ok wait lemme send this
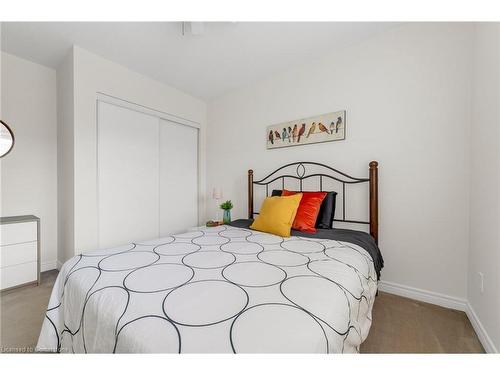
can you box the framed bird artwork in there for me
[266,110,346,149]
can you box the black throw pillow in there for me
[271,189,337,229]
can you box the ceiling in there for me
[1,22,397,100]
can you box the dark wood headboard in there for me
[247,161,379,243]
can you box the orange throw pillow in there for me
[282,190,327,233]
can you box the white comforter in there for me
[37,225,378,353]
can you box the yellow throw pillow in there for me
[250,193,303,237]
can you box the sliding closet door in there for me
[159,119,198,236]
[98,101,160,248]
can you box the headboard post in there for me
[369,161,379,244]
[248,169,254,219]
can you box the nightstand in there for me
[0,215,40,291]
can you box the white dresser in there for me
[0,215,40,291]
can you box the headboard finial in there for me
[369,160,378,168]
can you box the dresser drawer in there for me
[0,241,38,268]
[0,222,37,246]
[0,261,38,290]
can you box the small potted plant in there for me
[220,200,233,224]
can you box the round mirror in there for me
[0,120,15,158]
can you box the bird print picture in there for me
[266,110,346,149]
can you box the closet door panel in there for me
[159,120,198,236]
[98,101,160,248]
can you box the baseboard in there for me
[378,280,468,312]
[41,260,58,272]
[56,260,63,270]
[465,303,498,353]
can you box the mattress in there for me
[37,224,380,353]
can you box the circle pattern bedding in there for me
[36,225,378,353]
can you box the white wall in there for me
[468,23,500,352]
[1,52,58,271]
[56,50,75,266]
[1,23,2,119]
[207,23,472,300]
[58,46,207,260]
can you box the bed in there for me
[37,161,383,353]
